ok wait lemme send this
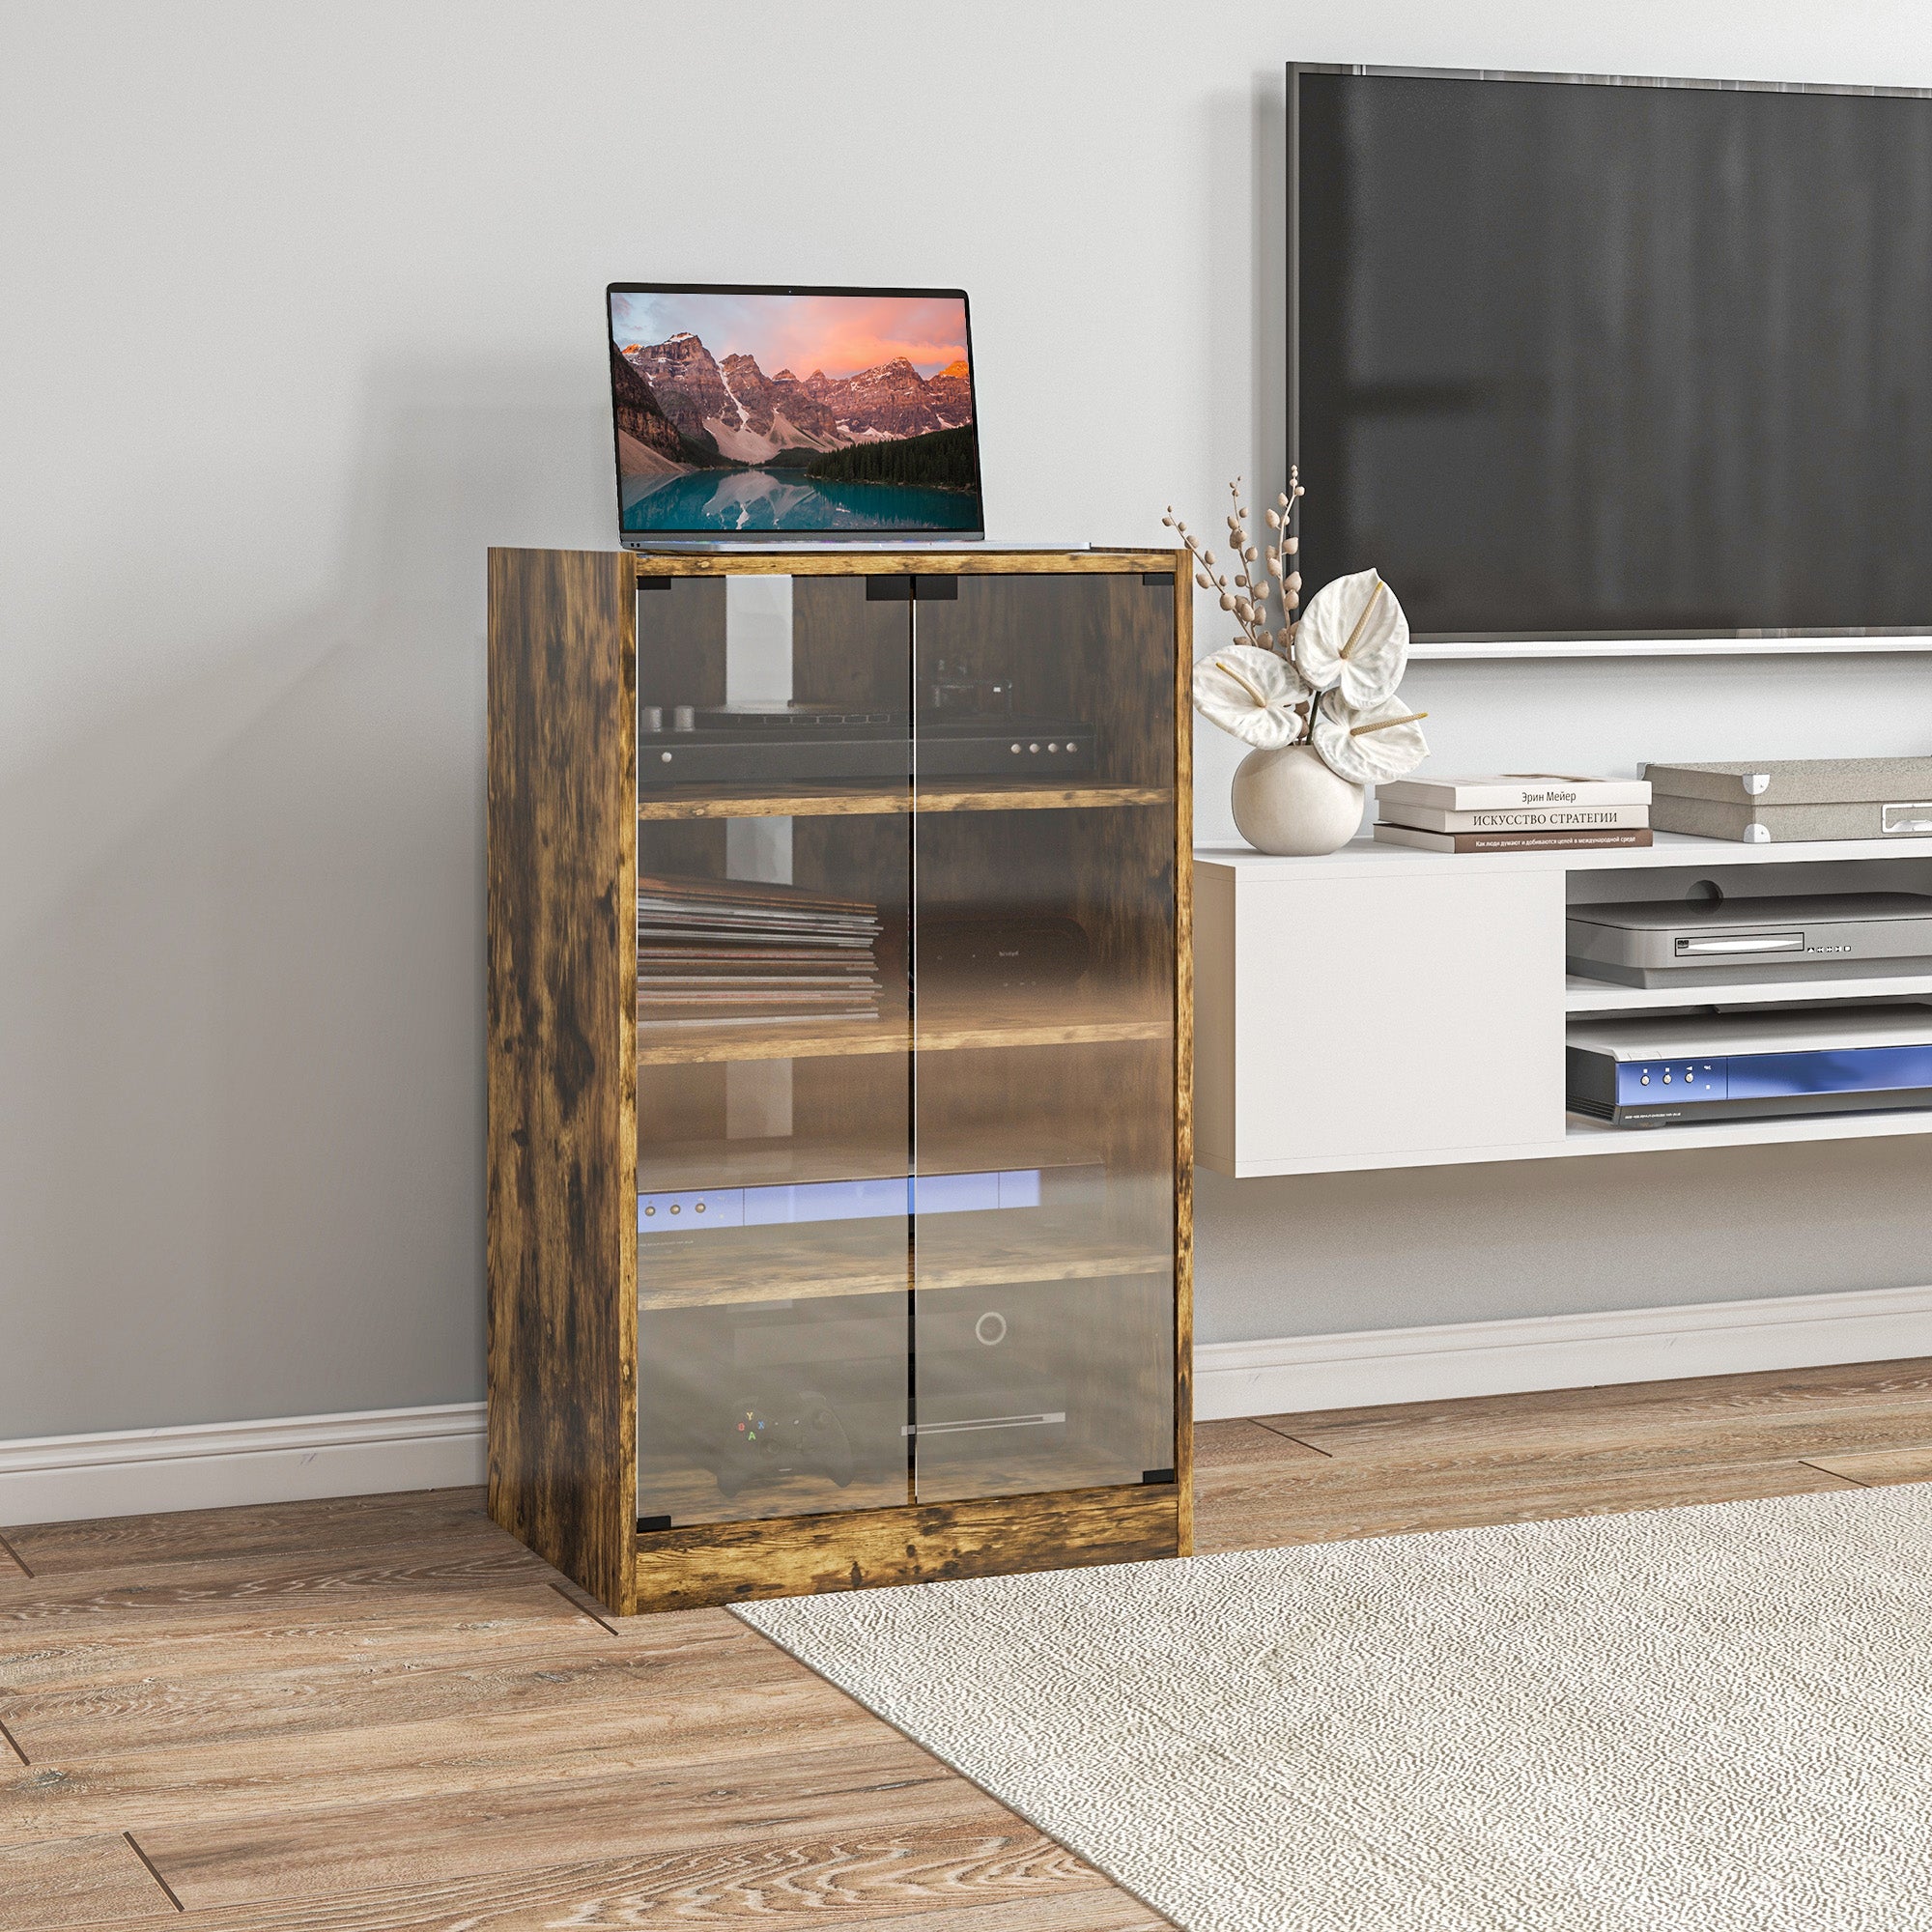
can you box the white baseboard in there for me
[0,1403,486,1529]
[7,1286,1929,1526]
[1195,1283,1932,1421]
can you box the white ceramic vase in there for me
[1230,743,1365,856]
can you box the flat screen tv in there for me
[1290,66,1932,639]
[608,282,982,542]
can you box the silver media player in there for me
[1567,892,1932,987]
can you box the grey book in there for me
[1383,802,1650,834]
[1649,796,1932,844]
[1642,756,1932,807]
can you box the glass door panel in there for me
[636,572,916,1527]
[908,572,1179,1503]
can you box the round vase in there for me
[1230,743,1366,857]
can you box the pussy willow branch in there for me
[1167,472,1307,665]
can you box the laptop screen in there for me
[608,283,983,541]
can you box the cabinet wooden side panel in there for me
[487,546,639,1614]
[635,1486,1180,1613]
[1171,572,1195,1555]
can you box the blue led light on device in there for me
[639,1168,1046,1234]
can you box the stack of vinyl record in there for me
[638,874,884,1028]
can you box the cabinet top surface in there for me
[623,547,1181,578]
[1195,831,1932,875]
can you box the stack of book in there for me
[1373,774,1654,853]
[638,874,885,1028]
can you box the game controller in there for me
[714,1391,856,1498]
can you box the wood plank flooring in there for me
[4,1357,1929,1930]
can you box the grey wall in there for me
[6,2,1931,1438]
[1195,1140,1932,1346]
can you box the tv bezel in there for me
[607,279,984,548]
[1287,63,1932,642]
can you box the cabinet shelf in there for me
[638,986,1173,1065]
[633,1463,911,1526]
[1561,1107,1932,1156]
[639,1208,1171,1311]
[1408,634,1932,662]
[639,1129,1097,1193]
[1197,831,1932,876]
[639,780,1171,820]
[638,1444,1153,1531]
[636,1445,1157,1534]
[1566,969,1932,1014]
[1206,1105,1932,1178]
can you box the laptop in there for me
[608,282,984,548]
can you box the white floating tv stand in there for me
[1194,832,1932,1179]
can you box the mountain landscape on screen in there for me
[609,290,981,533]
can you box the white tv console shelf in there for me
[1409,637,1932,662]
[1194,832,1932,1179]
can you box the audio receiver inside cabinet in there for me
[486,548,1193,1615]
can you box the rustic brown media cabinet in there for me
[486,547,1193,1615]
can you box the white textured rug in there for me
[735,1486,1932,1931]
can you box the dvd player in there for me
[639,703,1097,785]
[1567,892,1932,987]
[1567,1004,1932,1125]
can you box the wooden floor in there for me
[6,1358,1932,1930]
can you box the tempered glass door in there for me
[635,570,916,1527]
[907,570,1179,1503]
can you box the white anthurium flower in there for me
[1191,644,1311,750]
[1293,567,1409,705]
[1312,687,1430,786]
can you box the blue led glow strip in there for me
[639,1168,1045,1234]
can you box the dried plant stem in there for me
[1173,527,1265,650]
[1167,473,1305,663]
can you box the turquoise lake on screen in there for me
[622,469,981,533]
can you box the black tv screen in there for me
[1291,67,1932,638]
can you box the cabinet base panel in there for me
[630,1483,1183,1614]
